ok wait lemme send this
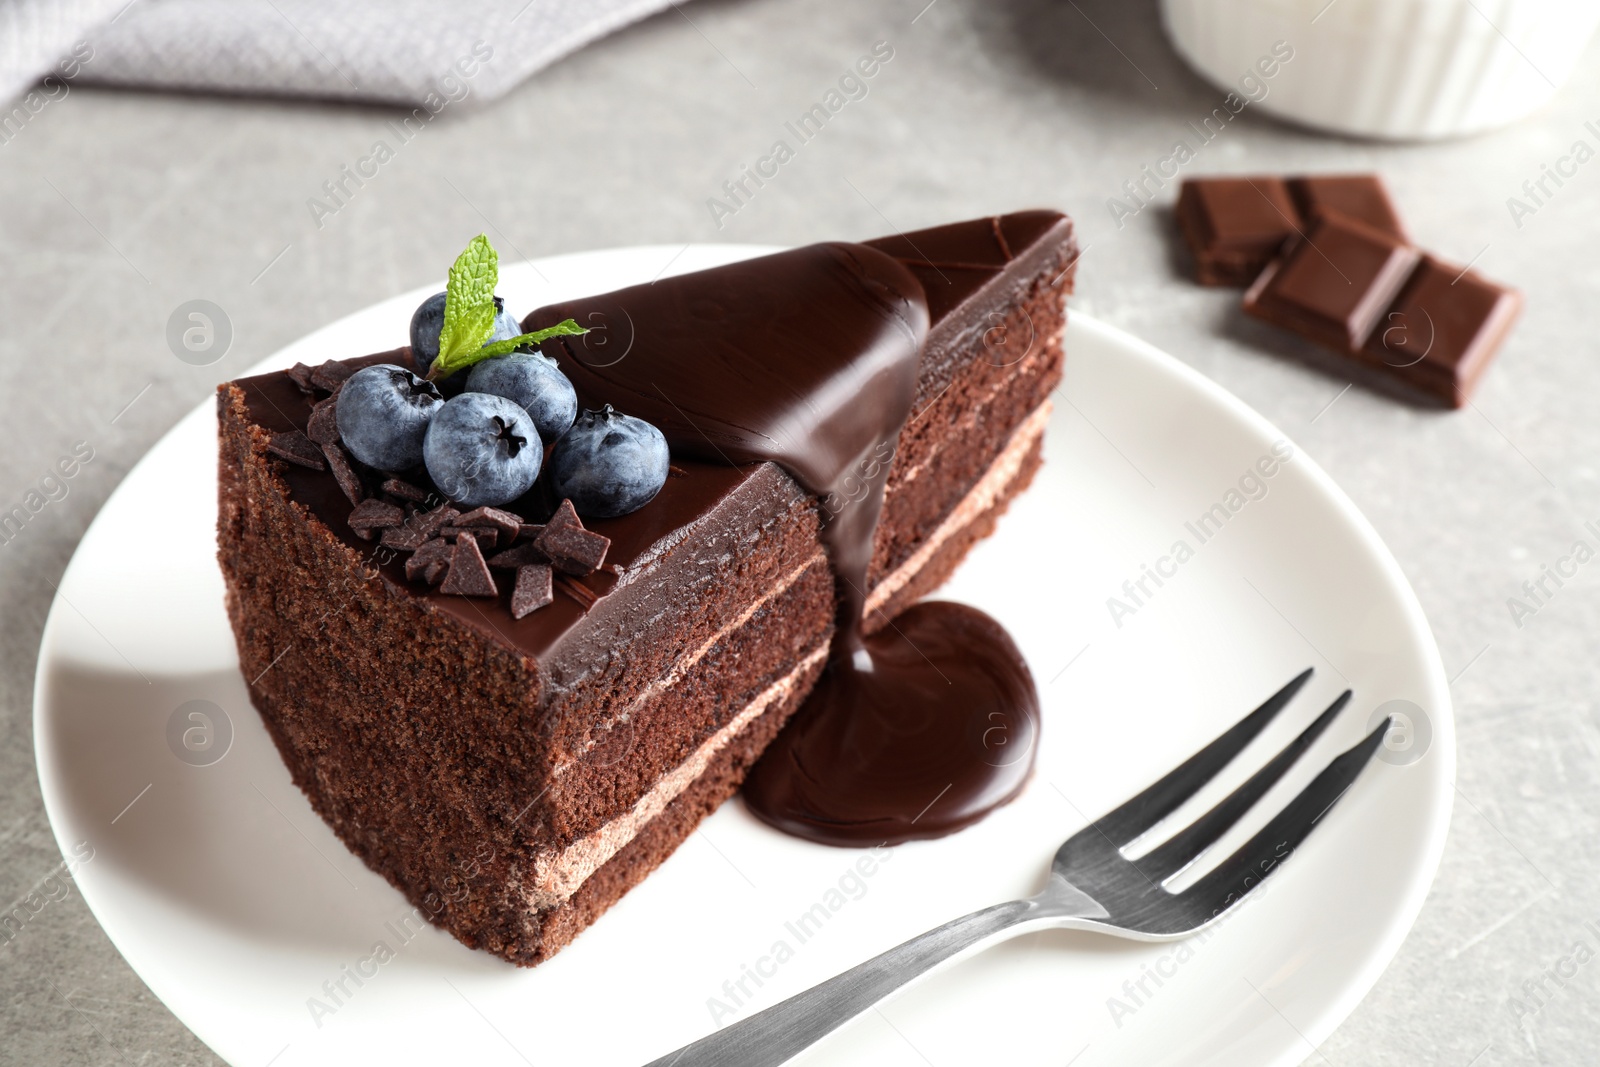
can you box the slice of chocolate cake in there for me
[216,211,1077,965]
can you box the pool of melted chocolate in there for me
[536,239,1042,846]
[742,601,1039,845]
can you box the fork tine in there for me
[1132,689,1352,882]
[1094,668,1314,843]
[1177,717,1390,927]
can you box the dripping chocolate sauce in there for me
[539,240,1041,847]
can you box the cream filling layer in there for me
[865,398,1051,619]
[556,547,828,773]
[527,643,828,909]
[890,334,1058,490]
[524,398,1053,912]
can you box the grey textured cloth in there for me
[4,0,676,107]
[0,0,125,103]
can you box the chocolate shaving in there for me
[535,500,610,576]
[306,398,341,445]
[991,214,1014,261]
[455,506,522,545]
[309,359,356,392]
[545,498,582,533]
[384,503,456,549]
[320,441,365,505]
[412,536,452,563]
[440,534,498,597]
[554,573,599,610]
[267,430,326,470]
[381,524,427,551]
[667,465,687,478]
[287,362,317,392]
[511,564,554,619]
[411,505,461,540]
[516,523,544,542]
[381,478,432,503]
[348,499,403,539]
[486,542,548,570]
[441,526,498,544]
[405,538,452,582]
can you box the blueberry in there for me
[548,405,670,519]
[465,351,579,441]
[423,392,542,508]
[409,292,521,375]
[335,364,443,471]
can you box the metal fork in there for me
[645,668,1390,1067]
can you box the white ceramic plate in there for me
[34,244,1453,1067]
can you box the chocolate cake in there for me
[217,211,1077,965]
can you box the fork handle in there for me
[643,897,1050,1067]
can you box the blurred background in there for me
[4,0,1600,1063]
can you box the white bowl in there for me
[1161,0,1600,140]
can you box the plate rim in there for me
[31,242,1455,1067]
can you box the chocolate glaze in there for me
[235,213,1067,848]
[534,234,1048,845]
[535,241,928,650]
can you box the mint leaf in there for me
[426,234,498,380]
[428,319,589,378]
[471,319,589,362]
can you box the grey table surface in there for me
[3,1,1598,1064]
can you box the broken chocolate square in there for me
[267,430,326,470]
[1358,255,1522,407]
[511,564,554,619]
[1176,177,1299,287]
[440,534,498,597]
[1240,211,1519,407]
[1243,212,1419,352]
[535,500,611,576]
[1177,174,1408,287]
[1287,176,1406,243]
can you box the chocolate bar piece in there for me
[1243,213,1419,351]
[1177,174,1406,286]
[1244,212,1520,407]
[1288,176,1406,241]
[1360,255,1522,404]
